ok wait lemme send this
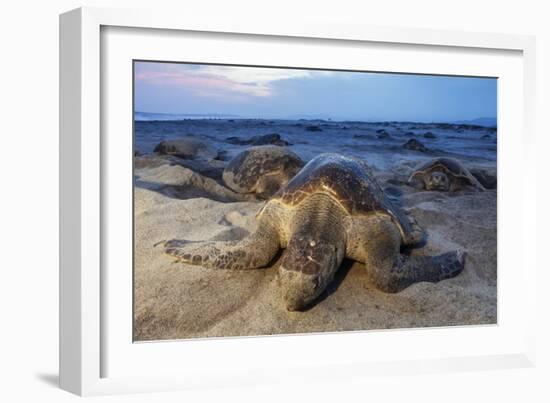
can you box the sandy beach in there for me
[133,119,497,341]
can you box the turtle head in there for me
[278,235,343,311]
[426,171,450,191]
[256,176,284,199]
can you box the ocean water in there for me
[134,118,497,171]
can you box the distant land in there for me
[134,111,241,121]
[452,117,497,127]
[135,111,497,127]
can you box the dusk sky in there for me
[134,61,497,122]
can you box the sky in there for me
[134,61,497,122]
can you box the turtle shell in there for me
[409,157,482,187]
[222,146,304,195]
[269,153,416,242]
[154,137,219,160]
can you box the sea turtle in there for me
[164,154,464,311]
[154,137,219,160]
[408,157,485,191]
[225,133,291,146]
[222,146,304,198]
[403,138,428,152]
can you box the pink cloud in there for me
[135,69,271,98]
[134,63,331,100]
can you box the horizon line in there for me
[134,111,497,126]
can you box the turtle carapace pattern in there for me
[222,146,304,198]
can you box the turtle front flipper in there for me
[164,225,280,270]
[368,250,465,293]
[348,215,464,292]
[467,175,486,192]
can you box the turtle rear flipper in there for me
[403,212,426,246]
[385,205,426,247]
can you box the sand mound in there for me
[135,154,226,181]
[135,163,255,203]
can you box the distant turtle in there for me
[222,146,304,198]
[154,137,219,160]
[408,157,485,191]
[164,154,464,311]
[226,133,291,146]
[403,138,428,152]
[305,125,322,132]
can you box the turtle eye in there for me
[312,276,320,290]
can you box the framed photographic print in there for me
[60,6,537,396]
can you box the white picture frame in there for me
[59,6,537,396]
